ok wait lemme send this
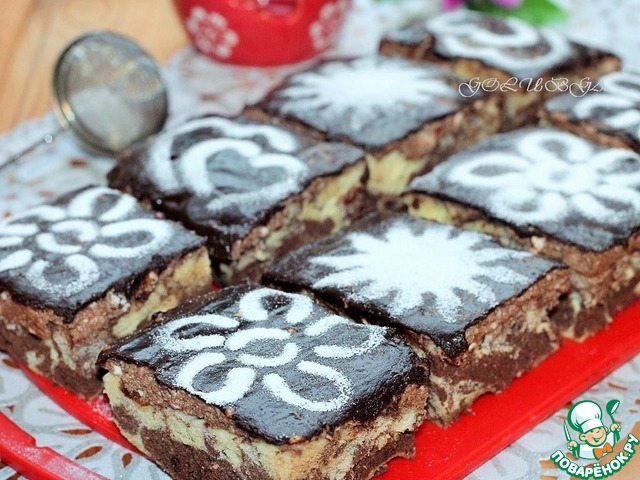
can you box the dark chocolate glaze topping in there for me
[0,186,205,320]
[409,127,640,252]
[100,284,423,444]
[108,115,364,261]
[257,55,478,150]
[266,214,561,357]
[384,10,610,80]
[545,71,640,150]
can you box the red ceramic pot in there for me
[173,0,351,66]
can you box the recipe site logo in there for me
[458,76,604,98]
[550,399,639,479]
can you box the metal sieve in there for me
[2,31,168,169]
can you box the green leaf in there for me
[469,0,568,25]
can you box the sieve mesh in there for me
[53,31,167,155]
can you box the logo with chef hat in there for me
[566,399,621,460]
[552,398,639,478]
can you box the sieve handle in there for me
[0,125,65,172]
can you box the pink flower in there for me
[442,0,465,10]
[442,0,524,10]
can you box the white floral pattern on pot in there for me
[309,0,350,51]
[186,6,238,59]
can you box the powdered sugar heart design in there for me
[146,117,309,214]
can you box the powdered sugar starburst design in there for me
[275,56,459,132]
[311,223,529,320]
[309,0,349,51]
[186,7,238,59]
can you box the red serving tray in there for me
[2,299,640,480]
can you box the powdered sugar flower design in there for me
[139,288,385,412]
[572,71,640,139]
[186,7,238,59]
[311,223,529,320]
[309,0,349,51]
[0,187,172,297]
[443,130,640,227]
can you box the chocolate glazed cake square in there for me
[379,10,620,130]
[108,114,367,284]
[99,284,428,480]
[265,214,569,424]
[405,127,640,340]
[0,186,212,397]
[543,71,640,152]
[245,55,502,195]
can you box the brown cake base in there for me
[217,162,368,283]
[552,269,640,340]
[0,247,211,397]
[405,193,640,341]
[420,268,566,424]
[380,43,620,131]
[103,363,428,480]
[245,95,502,196]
